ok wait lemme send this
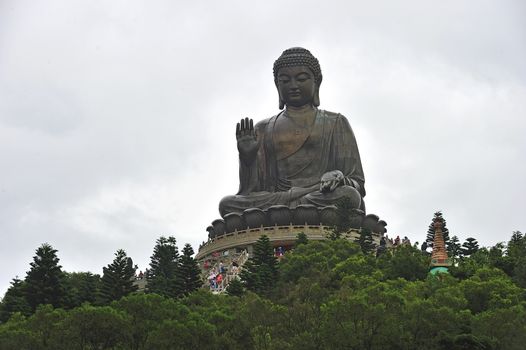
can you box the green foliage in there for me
[450,248,490,279]
[98,249,137,305]
[295,232,308,246]
[178,244,202,296]
[24,243,66,312]
[1,231,526,349]
[0,313,38,350]
[329,196,356,240]
[327,228,341,241]
[355,227,376,254]
[67,304,131,349]
[145,313,215,350]
[113,293,187,350]
[26,305,67,349]
[226,278,245,297]
[63,272,101,309]
[459,267,522,314]
[381,244,430,281]
[321,281,405,349]
[472,303,526,350]
[278,239,360,285]
[146,236,180,298]
[507,231,526,288]
[240,235,278,295]
[335,197,355,230]
[447,235,463,261]
[438,333,495,350]
[0,277,31,323]
[462,237,480,257]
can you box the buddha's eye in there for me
[296,74,310,82]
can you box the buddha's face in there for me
[276,66,317,108]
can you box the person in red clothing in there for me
[216,273,223,290]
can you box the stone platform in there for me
[196,223,385,261]
[197,204,387,262]
[206,205,386,239]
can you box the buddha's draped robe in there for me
[219,109,365,217]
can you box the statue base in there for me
[196,205,387,261]
[196,224,385,261]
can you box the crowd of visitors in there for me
[206,250,248,293]
[384,234,411,247]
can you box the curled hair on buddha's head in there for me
[273,47,322,109]
[273,47,323,85]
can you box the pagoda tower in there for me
[429,219,451,275]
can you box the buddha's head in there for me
[273,47,322,109]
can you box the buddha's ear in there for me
[277,88,285,109]
[313,85,321,107]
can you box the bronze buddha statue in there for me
[219,47,365,218]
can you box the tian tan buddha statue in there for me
[219,47,366,218]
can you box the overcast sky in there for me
[1,0,525,297]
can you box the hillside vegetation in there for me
[1,232,525,350]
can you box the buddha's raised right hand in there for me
[236,117,259,162]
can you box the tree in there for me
[99,249,137,304]
[146,236,180,298]
[63,272,101,309]
[66,304,131,349]
[382,245,429,281]
[507,231,525,259]
[113,293,180,350]
[321,281,405,349]
[506,231,526,288]
[355,228,376,254]
[426,211,450,248]
[447,235,463,262]
[226,278,245,297]
[329,197,357,240]
[295,232,309,246]
[0,277,31,322]
[240,235,278,295]
[27,305,67,349]
[178,244,202,296]
[462,237,480,257]
[24,243,66,312]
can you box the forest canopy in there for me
[0,231,525,350]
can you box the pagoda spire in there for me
[430,219,451,274]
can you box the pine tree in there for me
[426,211,450,248]
[330,196,356,240]
[226,278,244,296]
[355,228,376,254]
[462,237,480,257]
[447,235,463,261]
[508,231,525,256]
[146,236,180,298]
[0,277,31,322]
[178,244,202,296]
[63,272,101,308]
[98,249,137,304]
[24,243,66,311]
[507,231,526,288]
[295,232,309,246]
[240,235,278,295]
